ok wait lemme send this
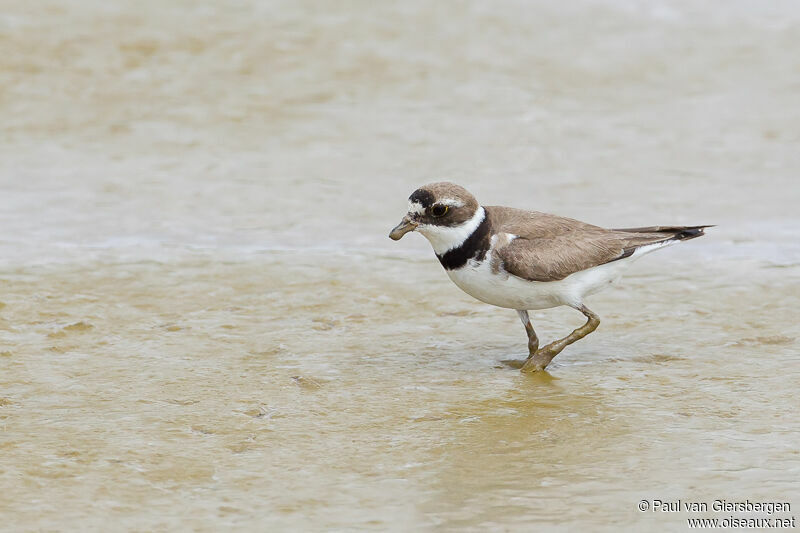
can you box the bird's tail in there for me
[613,225,713,242]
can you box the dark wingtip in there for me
[674,225,713,241]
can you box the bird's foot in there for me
[502,343,558,371]
[520,345,560,373]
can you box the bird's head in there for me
[389,182,483,254]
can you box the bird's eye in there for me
[431,204,449,217]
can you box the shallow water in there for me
[1,1,799,531]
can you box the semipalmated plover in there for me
[389,182,709,372]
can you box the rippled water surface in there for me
[1,1,799,531]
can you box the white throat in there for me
[417,206,485,255]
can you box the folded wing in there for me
[486,206,710,282]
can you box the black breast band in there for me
[436,212,492,270]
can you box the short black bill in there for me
[389,216,418,240]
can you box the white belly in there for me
[446,251,639,310]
